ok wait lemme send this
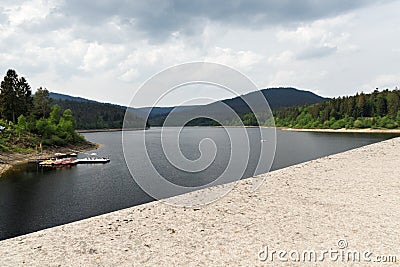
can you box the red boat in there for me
[61,158,77,166]
[53,159,64,166]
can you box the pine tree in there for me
[33,87,53,119]
[0,70,33,123]
[17,77,33,117]
[0,69,19,123]
[387,91,400,119]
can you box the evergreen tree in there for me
[33,87,52,119]
[274,88,400,129]
[17,77,33,116]
[0,70,33,123]
[0,69,19,123]
[387,91,400,119]
[49,104,61,125]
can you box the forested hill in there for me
[148,87,327,126]
[49,92,97,103]
[274,89,400,129]
[50,88,327,128]
[50,93,146,130]
[225,87,328,111]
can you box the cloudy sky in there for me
[0,0,399,107]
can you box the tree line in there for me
[52,99,146,130]
[0,69,84,151]
[274,89,400,129]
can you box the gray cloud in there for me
[0,7,7,24]
[19,12,70,34]
[57,0,383,42]
[297,46,338,60]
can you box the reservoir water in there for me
[0,128,397,240]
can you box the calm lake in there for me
[0,128,397,240]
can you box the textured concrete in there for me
[0,137,399,266]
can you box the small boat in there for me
[61,158,77,166]
[39,159,55,166]
[53,159,64,166]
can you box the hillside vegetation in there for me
[274,89,400,129]
[0,69,89,152]
[50,93,147,130]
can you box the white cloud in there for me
[205,47,262,70]
[119,68,139,82]
[363,74,400,91]
[276,14,352,44]
[81,42,125,72]
[276,14,357,59]
[4,0,60,26]
[268,50,294,65]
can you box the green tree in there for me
[15,115,27,139]
[36,118,54,139]
[33,87,52,119]
[241,113,258,126]
[49,104,61,125]
[387,91,400,119]
[58,109,76,141]
[397,111,400,125]
[0,70,33,123]
[356,92,366,117]
[16,77,33,117]
[0,69,19,123]
[374,94,385,117]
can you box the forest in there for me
[273,89,400,129]
[0,69,86,152]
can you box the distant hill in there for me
[134,106,199,118]
[49,92,96,103]
[257,87,328,109]
[48,87,327,128]
[149,87,328,126]
[218,87,327,114]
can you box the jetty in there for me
[29,152,110,167]
[0,137,399,266]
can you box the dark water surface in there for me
[0,128,397,240]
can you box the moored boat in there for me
[39,159,55,166]
[61,158,77,166]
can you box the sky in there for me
[0,0,399,107]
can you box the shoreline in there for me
[0,142,99,178]
[279,127,400,134]
[77,128,147,133]
[183,125,400,133]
